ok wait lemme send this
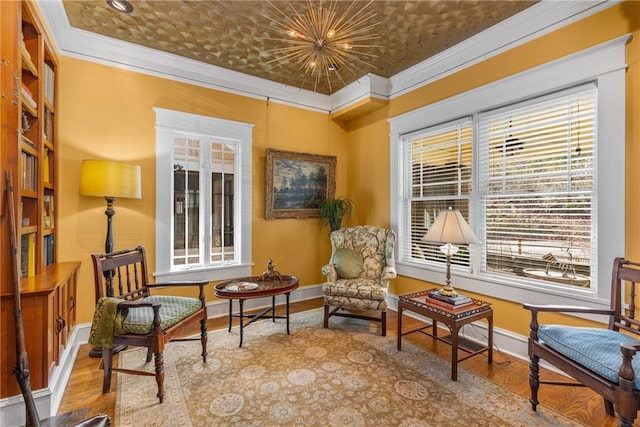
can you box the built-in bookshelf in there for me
[17,0,57,277]
[0,0,76,405]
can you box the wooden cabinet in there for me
[0,1,74,401]
[0,262,80,398]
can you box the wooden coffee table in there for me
[397,289,493,381]
[214,273,299,347]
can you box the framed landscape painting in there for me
[265,148,336,219]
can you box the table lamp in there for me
[79,159,141,254]
[422,207,480,297]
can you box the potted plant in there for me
[319,197,354,232]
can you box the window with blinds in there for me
[404,119,473,267]
[478,85,596,287]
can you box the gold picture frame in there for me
[265,148,336,219]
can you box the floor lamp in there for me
[80,159,141,357]
[422,207,480,297]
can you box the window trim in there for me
[154,107,253,281]
[389,35,629,311]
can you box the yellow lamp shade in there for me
[79,160,141,199]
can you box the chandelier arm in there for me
[332,14,379,38]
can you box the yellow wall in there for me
[58,2,640,334]
[58,59,348,322]
[346,2,640,337]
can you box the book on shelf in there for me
[20,233,36,277]
[43,195,54,229]
[44,107,54,141]
[44,234,55,266]
[44,62,55,105]
[427,289,472,306]
[20,152,37,192]
[425,295,472,309]
[43,148,51,183]
[20,84,36,109]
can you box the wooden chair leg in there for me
[529,354,540,411]
[145,345,152,363]
[603,399,614,417]
[200,317,208,363]
[153,344,165,403]
[102,347,114,394]
[323,304,330,328]
[381,311,387,336]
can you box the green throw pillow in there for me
[333,248,364,279]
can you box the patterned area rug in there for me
[116,309,578,426]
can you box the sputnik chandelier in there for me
[264,0,381,93]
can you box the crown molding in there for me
[388,0,618,99]
[37,0,617,117]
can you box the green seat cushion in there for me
[118,295,202,335]
[333,248,364,279]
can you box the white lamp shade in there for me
[422,208,480,245]
[79,159,141,199]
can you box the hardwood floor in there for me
[57,298,624,426]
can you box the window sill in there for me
[397,260,611,322]
[153,262,253,282]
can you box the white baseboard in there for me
[2,284,556,425]
[0,326,82,426]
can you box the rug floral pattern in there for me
[116,309,579,426]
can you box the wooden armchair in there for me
[89,246,208,403]
[523,257,640,426]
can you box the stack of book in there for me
[426,289,472,309]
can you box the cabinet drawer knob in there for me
[56,316,66,334]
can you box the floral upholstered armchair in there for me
[321,225,397,336]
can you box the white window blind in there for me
[404,118,473,267]
[478,85,596,288]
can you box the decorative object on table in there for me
[80,159,141,357]
[426,290,473,308]
[322,225,396,336]
[421,207,480,297]
[522,251,590,287]
[261,258,283,281]
[318,196,354,232]
[264,148,336,219]
[263,0,381,93]
[523,257,640,426]
[90,246,208,404]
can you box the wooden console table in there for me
[397,289,493,381]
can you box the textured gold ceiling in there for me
[62,0,537,95]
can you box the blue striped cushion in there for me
[120,295,202,334]
[538,325,640,390]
